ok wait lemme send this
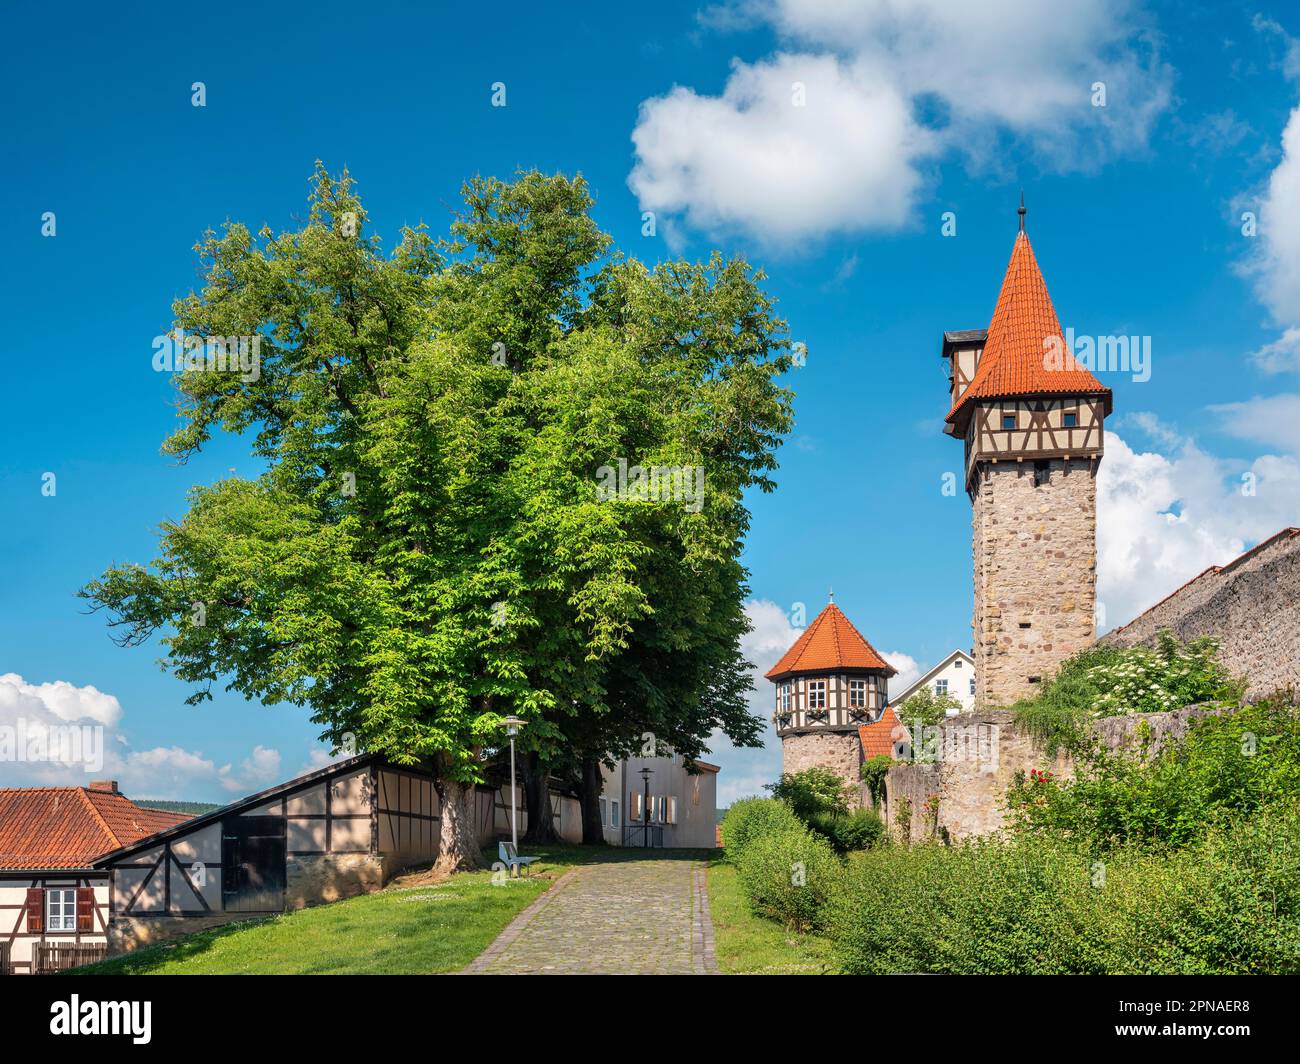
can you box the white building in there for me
[599,754,719,849]
[889,649,976,715]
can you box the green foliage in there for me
[734,825,841,932]
[809,808,885,854]
[721,798,802,859]
[1011,632,1243,756]
[80,164,795,804]
[765,767,850,822]
[896,685,962,728]
[826,805,1300,974]
[860,754,892,807]
[1008,695,1300,848]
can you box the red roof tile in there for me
[765,602,895,680]
[948,231,1110,426]
[0,787,191,870]
[858,708,908,760]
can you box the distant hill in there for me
[134,799,223,816]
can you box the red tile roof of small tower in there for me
[858,708,908,760]
[764,602,896,681]
[947,228,1111,426]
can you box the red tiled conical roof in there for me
[765,602,895,681]
[948,230,1110,426]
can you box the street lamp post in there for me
[501,716,526,861]
[639,766,653,849]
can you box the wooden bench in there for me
[498,841,539,878]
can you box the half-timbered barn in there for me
[92,753,444,952]
[90,752,586,953]
[0,782,189,973]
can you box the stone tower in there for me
[943,210,1112,708]
[766,600,896,793]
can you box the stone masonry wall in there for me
[973,459,1098,708]
[286,852,386,910]
[782,731,862,795]
[1102,528,1300,700]
[882,705,1227,841]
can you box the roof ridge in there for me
[74,787,120,849]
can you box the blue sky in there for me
[5,0,1300,804]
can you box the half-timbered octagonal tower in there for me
[765,600,896,793]
[943,206,1112,708]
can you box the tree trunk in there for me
[579,757,605,845]
[433,773,484,872]
[521,751,559,844]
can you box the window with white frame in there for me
[667,796,678,825]
[935,678,949,696]
[808,680,827,709]
[780,683,791,711]
[599,796,607,826]
[611,799,620,826]
[953,659,963,669]
[46,888,77,932]
[969,678,976,696]
[849,679,867,707]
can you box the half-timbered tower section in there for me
[943,213,1112,708]
[0,782,188,973]
[765,600,896,794]
[94,754,442,952]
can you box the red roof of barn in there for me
[858,708,907,760]
[765,602,895,681]
[0,786,191,870]
[948,230,1111,427]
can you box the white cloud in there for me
[631,53,931,246]
[1248,326,1300,373]
[0,672,122,728]
[1096,427,1300,628]
[882,651,921,697]
[218,744,282,793]
[1246,105,1300,322]
[0,672,284,800]
[632,0,1171,244]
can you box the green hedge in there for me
[734,825,841,932]
[721,797,802,859]
[824,805,1300,974]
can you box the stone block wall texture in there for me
[883,705,1229,841]
[973,460,1098,709]
[1101,528,1300,700]
[781,731,862,796]
[286,853,386,909]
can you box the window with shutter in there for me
[76,886,95,932]
[25,887,44,933]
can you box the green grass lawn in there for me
[77,849,585,975]
[707,856,838,975]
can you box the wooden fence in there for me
[33,942,107,974]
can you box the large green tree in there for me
[83,165,793,867]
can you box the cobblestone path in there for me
[464,858,716,974]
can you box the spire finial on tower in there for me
[828,586,834,604]
[1018,190,1027,233]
